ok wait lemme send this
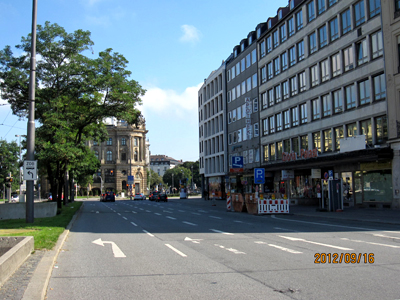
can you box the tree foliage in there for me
[0,22,145,206]
[0,139,20,194]
[147,168,164,190]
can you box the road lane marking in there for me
[191,213,201,215]
[267,243,302,254]
[210,229,234,235]
[165,244,187,257]
[146,210,151,213]
[183,221,197,226]
[132,211,137,214]
[117,213,121,216]
[271,215,377,231]
[341,238,400,248]
[372,233,400,240]
[92,238,126,258]
[166,216,176,220]
[164,211,173,214]
[198,210,207,213]
[214,244,245,254]
[143,230,154,237]
[131,222,137,226]
[279,236,353,250]
[274,227,299,232]
[122,217,127,220]
[209,216,222,219]
[184,237,202,244]
[154,213,161,216]
[178,210,185,212]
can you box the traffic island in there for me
[0,236,34,288]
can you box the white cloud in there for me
[140,83,202,126]
[179,25,201,44]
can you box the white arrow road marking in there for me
[165,244,187,257]
[214,244,245,254]
[184,237,203,244]
[279,236,353,251]
[92,238,126,258]
[210,229,234,235]
[267,244,303,254]
[341,238,400,248]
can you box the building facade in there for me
[381,0,400,208]
[198,63,228,199]
[226,30,262,196]
[89,118,148,195]
[149,155,183,178]
[258,0,393,207]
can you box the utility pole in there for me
[26,0,37,223]
[15,135,23,201]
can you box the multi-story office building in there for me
[198,63,227,199]
[89,118,148,195]
[226,30,262,194]
[258,0,394,207]
[149,154,183,177]
[381,0,400,208]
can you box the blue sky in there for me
[0,0,288,162]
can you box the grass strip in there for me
[0,202,82,250]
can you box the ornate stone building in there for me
[89,117,148,195]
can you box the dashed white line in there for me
[210,229,234,235]
[279,236,353,251]
[341,238,400,248]
[183,221,197,226]
[178,210,185,212]
[145,210,151,213]
[267,244,303,254]
[165,244,187,257]
[132,211,137,214]
[117,213,121,216]
[131,222,137,226]
[122,217,127,220]
[166,216,176,220]
[191,213,201,215]
[143,230,154,237]
[209,216,221,219]
[154,213,161,216]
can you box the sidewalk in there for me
[1,198,399,300]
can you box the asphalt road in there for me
[46,199,400,300]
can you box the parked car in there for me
[149,191,160,201]
[133,193,146,200]
[101,191,115,202]
[11,194,18,202]
[156,193,168,202]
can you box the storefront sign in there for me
[282,148,318,162]
[311,169,321,179]
[281,170,294,180]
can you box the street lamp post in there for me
[191,165,193,192]
[15,135,22,201]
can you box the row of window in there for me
[199,115,224,139]
[227,49,257,82]
[201,94,223,121]
[201,134,224,156]
[228,98,258,124]
[262,73,385,135]
[263,115,387,162]
[227,73,258,102]
[228,148,261,167]
[94,137,140,147]
[228,124,260,145]
[93,150,139,162]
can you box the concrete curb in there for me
[0,236,34,288]
[22,202,85,300]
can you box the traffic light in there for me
[110,170,114,176]
[5,177,13,183]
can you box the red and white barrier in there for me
[226,196,232,211]
[258,199,289,214]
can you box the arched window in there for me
[107,151,112,162]
[134,138,138,146]
[134,151,138,161]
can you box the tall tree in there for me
[0,22,145,207]
[0,139,20,197]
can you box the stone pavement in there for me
[0,197,399,299]
[0,251,45,300]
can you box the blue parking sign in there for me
[254,168,265,184]
[232,156,243,168]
